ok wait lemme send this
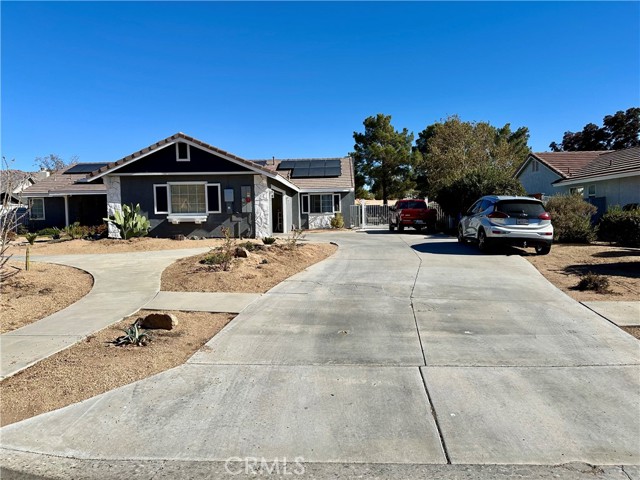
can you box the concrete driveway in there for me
[1,231,639,477]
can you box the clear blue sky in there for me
[2,1,639,172]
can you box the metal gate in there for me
[349,204,391,228]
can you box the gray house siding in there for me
[560,176,640,210]
[517,161,563,197]
[119,174,257,238]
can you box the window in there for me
[154,185,169,214]
[176,142,190,162]
[301,194,338,214]
[153,183,221,215]
[29,198,45,220]
[588,185,596,197]
[531,160,539,172]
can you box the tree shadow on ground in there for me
[591,248,640,258]
[564,262,640,279]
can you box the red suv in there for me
[389,199,437,232]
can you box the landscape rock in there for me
[137,313,178,330]
[234,247,250,258]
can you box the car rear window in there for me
[495,200,545,218]
[397,201,426,209]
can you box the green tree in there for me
[415,115,530,198]
[351,114,416,204]
[34,154,78,172]
[549,107,639,151]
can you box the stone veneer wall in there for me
[104,176,122,239]
[254,175,271,238]
[308,213,333,229]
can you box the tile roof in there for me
[253,157,354,191]
[554,146,640,183]
[21,165,106,197]
[530,151,604,178]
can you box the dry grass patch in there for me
[621,326,640,340]
[0,261,93,334]
[524,243,640,302]
[0,310,233,426]
[162,242,337,293]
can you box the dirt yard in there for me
[0,310,234,426]
[0,261,93,333]
[524,243,639,302]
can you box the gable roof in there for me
[87,132,278,180]
[554,146,640,185]
[21,164,107,197]
[516,151,604,179]
[253,157,354,191]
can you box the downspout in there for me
[64,195,70,227]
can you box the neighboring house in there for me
[515,147,640,220]
[1,170,41,227]
[21,133,355,238]
[515,151,602,199]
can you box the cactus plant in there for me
[103,203,150,240]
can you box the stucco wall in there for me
[518,162,562,197]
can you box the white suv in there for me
[458,195,553,255]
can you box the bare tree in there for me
[1,157,29,280]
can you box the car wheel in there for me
[398,223,404,232]
[477,229,490,252]
[535,245,551,255]
[457,226,467,244]
[389,222,395,231]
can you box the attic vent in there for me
[176,142,190,162]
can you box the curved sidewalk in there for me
[0,248,211,379]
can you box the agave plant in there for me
[114,323,151,346]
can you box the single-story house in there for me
[21,133,355,238]
[515,147,640,219]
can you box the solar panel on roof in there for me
[277,161,296,170]
[324,166,342,177]
[324,159,341,168]
[64,163,109,174]
[291,168,310,178]
[295,160,311,169]
[308,167,325,177]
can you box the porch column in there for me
[253,175,271,238]
[64,195,69,227]
[103,176,122,239]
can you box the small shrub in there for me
[330,213,345,229]
[284,228,305,249]
[262,236,277,245]
[25,233,38,245]
[114,323,151,347]
[575,272,610,293]
[64,222,90,240]
[239,241,257,252]
[37,227,61,237]
[598,206,640,247]
[200,251,233,271]
[545,194,597,243]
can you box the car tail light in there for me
[487,212,508,219]
[538,212,551,220]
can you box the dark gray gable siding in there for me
[114,144,254,175]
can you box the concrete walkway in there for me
[1,232,639,478]
[0,248,211,379]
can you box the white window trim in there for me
[153,184,169,214]
[176,142,190,162]
[531,160,539,173]
[206,183,222,214]
[167,181,207,215]
[301,193,340,215]
[333,193,341,212]
[588,185,596,197]
[29,198,45,220]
